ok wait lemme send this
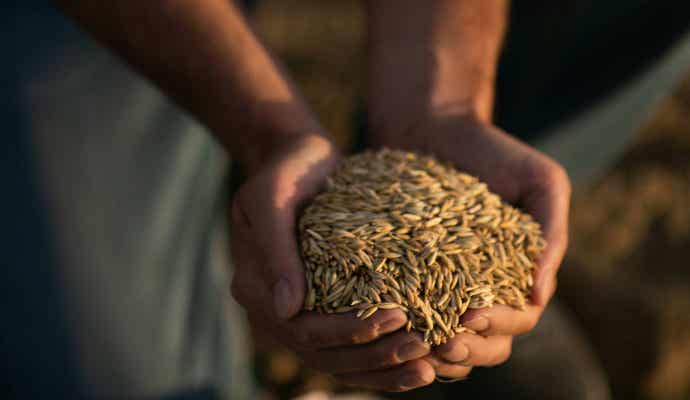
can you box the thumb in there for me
[232,192,306,321]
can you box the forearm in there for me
[367,0,508,143]
[55,0,322,173]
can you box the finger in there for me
[299,331,429,374]
[232,191,305,320]
[459,304,541,336]
[435,333,512,367]
[230,233,275,317]
[522,163,571,305]
[285,309,407,350]
[235,253,408,353]
[423,355,473,379]
[335,359,435,392]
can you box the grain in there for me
[298,149,546,346]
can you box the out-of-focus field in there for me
[251,1,690,399]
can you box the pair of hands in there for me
[230,118,571,392]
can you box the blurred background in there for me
[4,1,690,399]
[247,1,690,399]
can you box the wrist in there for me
[229,98,327,175]
[426,47,497,122]
[367,48,497,148]
[366,1,506,149]
[367,105,490,149]
[367,110,489,154]
[241,129,335,177]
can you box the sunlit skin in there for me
[368,117,571,379]
[367,0,570,382]
[57,0,571,392]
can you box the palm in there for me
[231,134,338,320]
[230,134,437,391]
[372,116,571,376]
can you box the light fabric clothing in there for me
[13,3,253,399]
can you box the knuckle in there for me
[435,346,454,362]
[439,340,470,364]
[464,351,479,366]
[545,163,572,193]
[375,345,401,368]
[351,321,379,344]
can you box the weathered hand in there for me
[230,134,435,391]
[371,116,571,379]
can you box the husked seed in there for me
[390,288,403,303]
[305,289,316,310]
[358,306,379,319]
[437,292,450,308]
[306,229,324,241]
[298,149,545,346]
[425,217,443,228]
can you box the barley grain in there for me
[298,149,545,345]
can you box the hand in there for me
[371,115,571,379]
[230,133,435,392]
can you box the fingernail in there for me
[464,316,490,332]
[273,279,294,319]
[399,373,422,390]
[440,342,469,363]
[399,368,433,389]
[397,340,430,361]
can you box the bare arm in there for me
[55,0,322,173]
[367,0,571,381]
[367,0,508,143]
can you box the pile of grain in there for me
[298,149,545,345]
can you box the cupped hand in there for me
[371,116,571,379]
[230,133,435,391]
